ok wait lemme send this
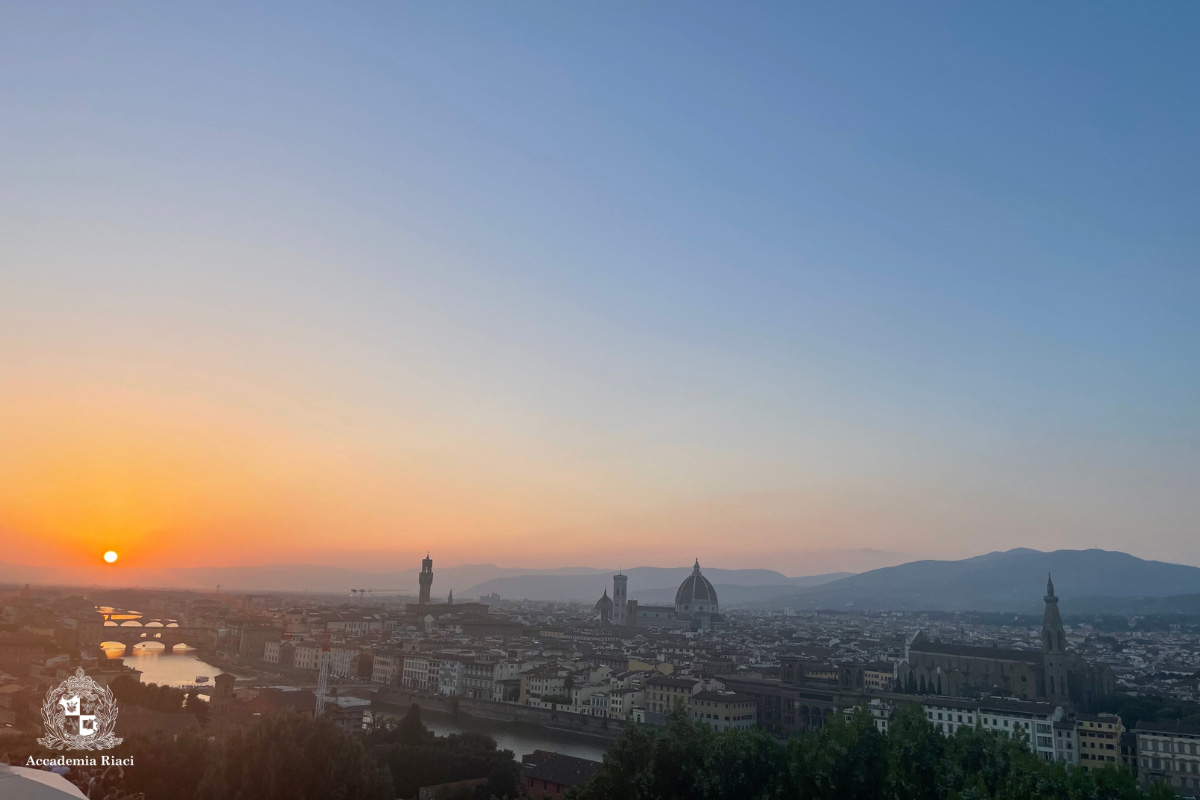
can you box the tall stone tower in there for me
[611,572,628,627]
[1042,573,1070,703]
[211,672,236,718]
[419,553,434,605]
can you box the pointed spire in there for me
[1046,573,1055,598]
[447,590,453,605]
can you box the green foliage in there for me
[569,706,783,800]
[113,732,213,800]
[1096,692,1200,729]
[110,675,188,714]
[184,690,209,722]
[790,707,885,800]
[196,712,393,800]
[112,713,392,800]
[367,704,518,800]
[569,702,1167,800]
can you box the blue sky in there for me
[1,2,1197,571]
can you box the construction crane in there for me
[315,645,330,716]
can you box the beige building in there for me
[688,690,756,732]
[520,667,569,705]
[1076,713,1124,772]
[863,663,895,692]
[645,675,701,717]
[372,652,404,685]
[607,686,643,720]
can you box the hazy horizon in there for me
[3,4,1197,574]
[5,545,1200,595]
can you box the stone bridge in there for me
[87,623,212,653]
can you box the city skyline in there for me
[3,3,1197,576]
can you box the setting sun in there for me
[103,550,118,564]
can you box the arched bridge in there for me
[87,623,211,653]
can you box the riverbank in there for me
[373,689,624,741]
[372,703,614,762]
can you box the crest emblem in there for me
[38,668,123,750]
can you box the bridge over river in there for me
[86,621,212,654]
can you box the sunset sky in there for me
[2,3,1197,577]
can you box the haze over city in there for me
[2,3,1197,581]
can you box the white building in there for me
[292,641,327,672]
[402,655,437,692]
[976,698,1064,762]
[330,645,363,679]
[438,653,473,696]
[922,697,978,736]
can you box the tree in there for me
[185,690,209,723]
[570,706,781,800]
[110,675,187,714]
[790,707,885,800]
[114,732,213,800]
[370,727,518,799]
[886,703,947,800]
[397,702,434,745]
[196,712,393,800]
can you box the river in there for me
[373,707,611,762]
[97,606,237,688]
[102,643,236,688]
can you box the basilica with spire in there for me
[899,574,1114,711]
[595,560,726,632]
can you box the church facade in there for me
[899,575,1114,711]
[596,560,725,632]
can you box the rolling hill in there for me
[753,549,1200,612]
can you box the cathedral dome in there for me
[675,560,718,610]
[594,588,613,621]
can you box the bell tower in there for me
[418,553,434,605]
[1042,573,1070,703]
[612,572,628,627]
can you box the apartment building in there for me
[403,654,437,692]
[371,651,404,686]
[645,675,701,717]
[688,690,757,732]
[292,641,327,671]
[1076,713,1124,772]
[976,699,1063,763]
[330,645,363,679]
[462,659,520,701]
[922,697,978,736]
[1136,721,1200,795]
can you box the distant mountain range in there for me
[0,560,845,598]
[2,548,1197,614]
[0,561,609,595]
[747,548,1200,613]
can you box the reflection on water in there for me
[102,644,233,688]
[374,707,610,762]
